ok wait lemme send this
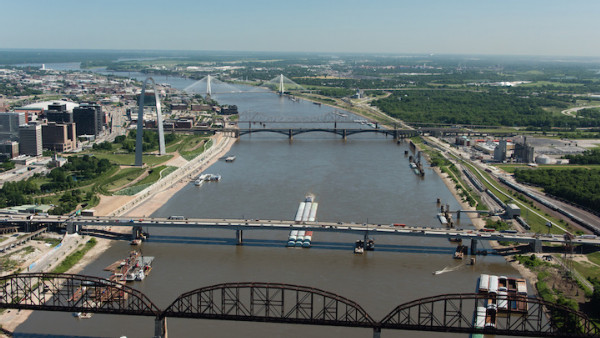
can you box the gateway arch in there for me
[135,77,166,167]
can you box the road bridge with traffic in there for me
[2,215,599,253]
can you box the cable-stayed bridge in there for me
[183,74,309,96]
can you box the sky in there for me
[2,0,600,57]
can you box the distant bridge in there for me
[1,273,598,337]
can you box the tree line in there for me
[513,168,600,213]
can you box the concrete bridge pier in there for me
[132,226,143,239]
[456,210,461,220]
[154,317,167,338]
[342,129,347,141]
[372,327,381,338]
[532,238,542,253]
[66,222,79,235]
[236,230,243,245]
[288,129,293,140]
[470,239,478,255]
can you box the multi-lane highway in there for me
[3,214,599,248]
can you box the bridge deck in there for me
[3,215,598,246]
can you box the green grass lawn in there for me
[102,167,145,192]
[114,165,177,196]
[86,152,172,166]
[572,260,600,281]
[587,251,600,266]
[181,139,211,161]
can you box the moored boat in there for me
[354,240,364,254]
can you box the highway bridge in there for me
[1,273,598,337]
[2,214,599,253]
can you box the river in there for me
[15,68,524,338]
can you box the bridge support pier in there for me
[456,210,461,220]
[66,222,78,235]
[288,129,293,141]
[470,239,478,255]
[533,238,542,253]
[154,317,167,338]
[132,226,143,239]
[373,327,381,338]
[342,129,347,141]
[236,230,243,245]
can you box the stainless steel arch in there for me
[135,77,166,167]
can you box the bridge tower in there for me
[279,74,284,95]
[206,75,212,98]
[135,77,166,167]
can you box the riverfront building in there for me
[18,124,42,156]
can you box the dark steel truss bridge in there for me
[1,273,598,338]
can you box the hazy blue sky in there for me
[3,0,599,56]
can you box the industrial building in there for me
[18,124,43,156]
[494,139,507,162]
[514,142,535,163]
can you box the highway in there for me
[3,214,599,247]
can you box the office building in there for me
[0,141,19,159]
[46,110,74,124]
[18,124,42,156]
[0,112,26,141]
[73,103,102,136]
[42,122,77,152]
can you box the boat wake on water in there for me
[433,264,464,275]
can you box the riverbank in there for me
[0,134,235,336]
[0,235,113,334]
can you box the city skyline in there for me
[2,0,600,57]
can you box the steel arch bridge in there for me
[162,282,375,327]
[0,273,159,317]
[236,128,418,139]
[1,273,599,338]
[380,293,600,337]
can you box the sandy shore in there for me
[0,234,115,333]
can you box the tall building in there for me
[47,102,67,112]
[0,112,26,141]
[46,110,74,124]
[0,141,19,159]
[73,103,102,136]
[42,122,77,152]
[18,124,42,156]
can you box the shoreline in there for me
[0,134,235,335]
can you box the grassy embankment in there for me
[461,161,576,234]
[409,137,485,210]
[52,238,97,274]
